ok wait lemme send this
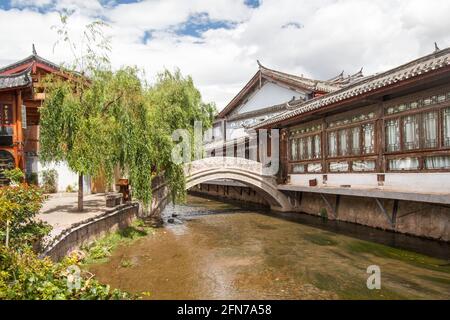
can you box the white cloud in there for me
[1,0,450,110]
[11,0,53,7]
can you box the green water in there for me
[88,195,450,299]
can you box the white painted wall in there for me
[237,82,306,114]
[289,172,450,193]
[37,160,91,193]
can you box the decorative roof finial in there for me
[434,42,440,52]
[32,44,37,55]
[256,60,263,69]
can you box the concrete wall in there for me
[41,175,170,261]
[290,172,450,193]
[286,191,450,242]
[237,82,306,114]
[41,203,138,261]
[190,183,270,208]
[192,182,450,242]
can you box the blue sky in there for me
[0,0,450,109]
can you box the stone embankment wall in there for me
[42,176,170,261]
[286,192,450,242]
[189,183,270,208]
[191,183,449,242]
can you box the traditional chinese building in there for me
[206,61,363,153]
[0,46,88,191]
[195,46,450,240]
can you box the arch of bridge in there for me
[184,157,291,212]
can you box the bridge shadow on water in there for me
[183,192,450,261]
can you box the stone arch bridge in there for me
[184,157,291,212]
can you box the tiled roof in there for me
[218,62,342,118]
[258,64,342,93]
[0,53,60,74]
[0,68,32,90]
[253,47,450,128]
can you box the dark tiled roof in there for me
[218,62,342,118]
[0,68,32,90]
[253,47,450,128]
[0,54,61,74]
[258,64,342,93]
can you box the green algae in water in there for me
[302,233,339,246]
[345,240,450,274]
[83,220,154,265]
[417,275,450,286]
[311,271,408,300]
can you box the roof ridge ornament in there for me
[32,44,37,56]
[434,42,440,53]
[257,59,263,69]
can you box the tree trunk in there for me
[78,174,84,212]
[5,219,10,248]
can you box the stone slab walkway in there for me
[38,193,108,239]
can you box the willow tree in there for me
[40,15,155,211]
[40,14,215,213]
[146,69,217,203]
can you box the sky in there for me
[1,0,450,110]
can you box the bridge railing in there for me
[184,157,277,177]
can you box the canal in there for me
[88,195,450,299]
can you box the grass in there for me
[82,219,154,265]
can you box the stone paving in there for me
[38,193,108,239]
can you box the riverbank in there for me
[86,195,450,300]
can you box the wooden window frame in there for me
[286,85,450,175]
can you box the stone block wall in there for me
[42,176,170,261]
[191,183,449,242]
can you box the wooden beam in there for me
[374,198,394,227]
[320,193,337,218]
[16,90,25,170]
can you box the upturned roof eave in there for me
[218,66,336,119]
[251,47,450,129]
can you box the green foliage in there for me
[65,185,76,193]
[82,219,153,265]
[319,208,328,220]
[0,184,51,248]
[0,246,132,300]
[41,15,215,210]
[2,168,24,185]
[147,69,217,203]
[41,169,58,194]
[26,172,39,186]
[148,69,217,133]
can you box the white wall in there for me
[37,160,91,193]
[289,172,450,193]
[237,82,306,114]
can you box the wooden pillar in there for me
[278,128,289,184]
[377,102,385,172]
[16,90,25,170]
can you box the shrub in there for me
[0,246,133,300]
[65,184,76,193]
[41,169,58,193]
[0,184,51,249]
[2,168,24,185]
[26,172,39,186]
[319,207,328,220]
